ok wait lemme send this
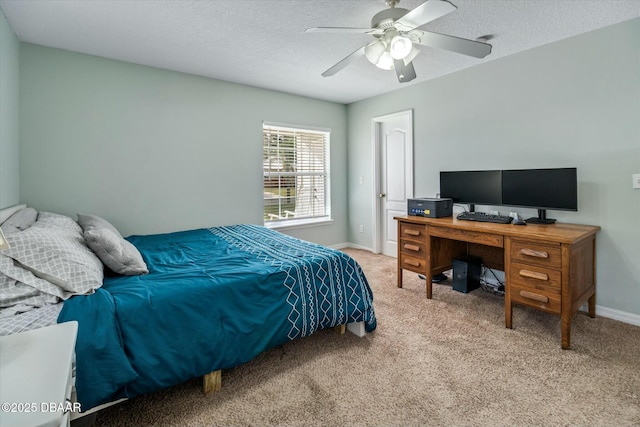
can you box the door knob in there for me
[378,193,386,198]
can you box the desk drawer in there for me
[399,254,427,274]
[400,222,427,242]
[510,283,561,314]
[509,262,561,294]
[400,240,426,258]
[510,239,561,269]
[429,226,503,248]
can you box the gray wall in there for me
[9,18,640,317]
[0,10,20,208]
[347,18,640,316]
[19,44,348,245]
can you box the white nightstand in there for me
[0,321,78,427]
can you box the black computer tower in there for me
[452,255,482,293]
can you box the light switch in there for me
[633,174,640,189]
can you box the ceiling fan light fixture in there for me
[389,34,413,60]
[376,51,395,70]
[365,40,394,70]
[364,40,386,64]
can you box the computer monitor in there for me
[439,170,502,212]
[501,167,577,224]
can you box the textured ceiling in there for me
[1,0,639,104]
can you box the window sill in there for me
[265,217,334,231]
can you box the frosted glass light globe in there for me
[390,35,413,60]
[364,41,386,64]
[376,51,395,70]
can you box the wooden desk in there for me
[395,216,600,349]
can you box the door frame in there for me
[371,109,414,254]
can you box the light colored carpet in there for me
[94,248,640,427]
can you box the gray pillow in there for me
[0,208,38,235]
[0,226,104,295]
[77,213,122,238]
[0,204,27,224]
[33,211,83,235]
[84,228,148,275]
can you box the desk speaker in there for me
[452,255,481,293]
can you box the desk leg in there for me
[425,234,432,299]
[396,221,403,288]
[588,294,596,318]
[561,316,571,350]
[505,299,512,329]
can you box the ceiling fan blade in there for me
[321,45,367,77]
[306,27,381,35]
[414,31,492,58]
[394,0,457,31]
[394,60,417,83]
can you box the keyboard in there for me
[457,211,513,224]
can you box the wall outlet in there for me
[633,174,640,189]
[359,224,364,233]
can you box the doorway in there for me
[372,110,414,256]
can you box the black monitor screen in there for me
[502,168,577,211]
[440,170,502,206]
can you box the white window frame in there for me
[263,121,332,229]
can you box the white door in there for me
[373,110,413,257]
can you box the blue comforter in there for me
[59,225,376,410]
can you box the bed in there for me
[0,206,376,413]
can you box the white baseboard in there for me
[329,242,351,249]
[594,305,640,327]
[334,242,374,252]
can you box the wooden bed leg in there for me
[334,324,346,335]
[203,370,221,394]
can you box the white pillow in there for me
[0,226,103,295]
[0,204,27,224]
[0,208,38,235]
[33,211,83,235]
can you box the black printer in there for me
[407,198,453,218]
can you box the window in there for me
[263,123,330,227]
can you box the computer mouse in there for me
[513,219,527,225]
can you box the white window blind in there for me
[263,123,330,226]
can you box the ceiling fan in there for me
[306,0,492,83]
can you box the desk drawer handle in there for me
[519,269,549,281]
[403,243,420,252]
[404,259,421,267]
[519,290,549,303]
[404,229,421,236]
[520,248,549,259]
